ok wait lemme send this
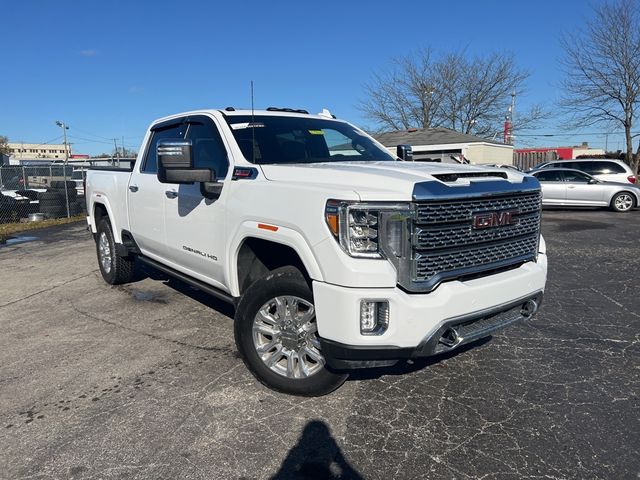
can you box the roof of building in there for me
[374,127,505,147]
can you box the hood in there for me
[259,161,529,201]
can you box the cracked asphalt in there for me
[0,209,638,479]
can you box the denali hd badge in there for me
[472,210,519,229]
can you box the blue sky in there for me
[1,0,625,155]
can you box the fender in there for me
[89,194,122,244]
[227,221,324,297]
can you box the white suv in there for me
[532,159,636,184]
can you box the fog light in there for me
[360,300,389,335]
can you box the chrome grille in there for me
[414,236,538,281]
[415,192,541,224]
[409,191,541,291]
[415,213,540,250]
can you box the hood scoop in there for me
[433,171,508,182]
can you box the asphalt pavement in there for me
[0,209,638,479]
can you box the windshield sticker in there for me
[308,130,325,135]
[230,122,265,130]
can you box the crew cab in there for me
[86,107,548,396]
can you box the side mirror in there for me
[588,178,598,184]
[157,139,214,184]
[397,144,413,161]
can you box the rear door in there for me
[563,170,607,205]
[162,115,231,290]
[535,170,566,204]
[128,120,187,259]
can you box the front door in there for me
[535,170,566,205]
[563,170,606,205]
[162,115,231,291]
[128,121,187,260]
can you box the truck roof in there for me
[150,108,338,126]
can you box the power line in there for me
[517,131,639,137]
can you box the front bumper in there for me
[312,254,547,369]
[320,290,543,369]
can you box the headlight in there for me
[325,200,412,258]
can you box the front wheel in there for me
[611,192,635,212]
[234,266,348,396]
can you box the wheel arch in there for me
[230,227,323,297]
[610,190,638,209]
[90,198,121,243]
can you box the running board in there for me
[137,255,236,305]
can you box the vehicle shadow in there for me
[269,420,363,480]
[345,337,492,381]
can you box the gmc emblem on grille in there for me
[472,210,519,229]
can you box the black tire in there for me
[70,199,83,215]
[40,204,66,218]
[234,266,348,396]
[610,191,636,212]
[96,218,135,285]
[50,180,76,191]
[38,191,64,203]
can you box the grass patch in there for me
[0,215,85,243]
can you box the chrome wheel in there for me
[252,296,325,379]
[98,231,112,274]
[614,193,633,211]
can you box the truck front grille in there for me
[408,191,541,291]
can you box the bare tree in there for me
[359,48,442,131]
[359,49,543,139]
[560,0,640,173]
[0,136,10,156]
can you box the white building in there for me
[375,127,514,165]
[7,142,71,163]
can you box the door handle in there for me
[568,185,576,189]
[129,185,139,192]
[165,190,178,199]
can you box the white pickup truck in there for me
[86,107,547,396]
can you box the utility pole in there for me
[121,135,125,158]
[112,138,120,166]
[503,91,516,145]
[55,121,71,218]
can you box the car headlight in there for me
[325,200,412,258]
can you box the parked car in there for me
[528,159,636,184]
[532,168,640,212]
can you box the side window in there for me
[142,123,187,173]
[563,170,590,183]
[591,161,625,174]
[535,170,563,182]
[185,118,229,179]
[561,162,578,170]
[576,162,597,175]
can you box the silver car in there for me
[532,168,640,212]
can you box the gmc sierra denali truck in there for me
[86,107,547,396]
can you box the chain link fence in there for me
[0,165,86,223]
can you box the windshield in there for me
[224,115,395,165]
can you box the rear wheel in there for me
[611,192,635,212]
[96,219,134,285]
[234,266,348,396]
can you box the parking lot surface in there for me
[1,209,639,479]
